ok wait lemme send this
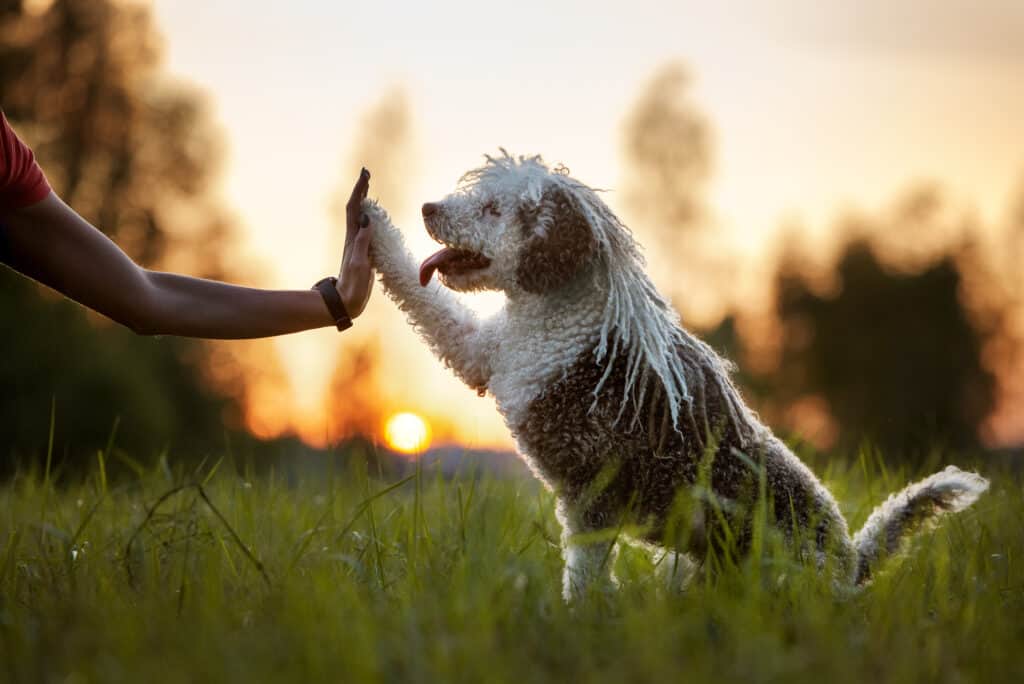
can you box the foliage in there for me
[620,63,739,322]
[0,0,233,275]
[325,88,416,440]
[620,64,1016,458]
[621,63,712,235]
[0,0,252,467]
[768,215,1001,461]
[0,267,238,475]
[336,87,415,222]
[0,445,1020,683]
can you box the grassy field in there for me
[1,447,1021,683]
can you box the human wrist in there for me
[334,282,353,320]
[335,276,367,320]
[312,277,353,331]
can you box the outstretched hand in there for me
[337,168,375,318]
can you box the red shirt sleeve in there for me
[0,110,52,212]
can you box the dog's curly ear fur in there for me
[515,185,598,294]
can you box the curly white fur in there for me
[851,465,989,583]
[364,151,990,601]
[456,153,752,432]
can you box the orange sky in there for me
[150,1,1024,448]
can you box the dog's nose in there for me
[422,202,439,218]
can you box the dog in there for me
[364,151,989,601]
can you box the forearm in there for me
[1,194,336,338]
[137,272,332,338]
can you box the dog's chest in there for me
[486,307,602,428]
[500,343,698,514]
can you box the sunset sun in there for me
[384,412,432,454]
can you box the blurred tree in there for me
[0,0,256,472]
[1007,174,1024,300]
[324,88,415,443]
[325,338,384,442]
[772,234,997,461]
[621,62,736,326]
[0,0,233,275]
[986,174,1024,447]
[622,63,711,236]
[333,87,414,222]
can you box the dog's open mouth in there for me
[419,247,491,287]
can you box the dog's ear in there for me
[515,185,598,294]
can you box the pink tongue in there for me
[419,247,458,287]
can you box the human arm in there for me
[0,170,374,339]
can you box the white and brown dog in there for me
[364,152,988,601]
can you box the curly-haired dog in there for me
[364,152,988,601]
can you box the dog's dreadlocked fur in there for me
[364,151,989,601]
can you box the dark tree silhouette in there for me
[0,0,250,471]
[0,0,233,275]
[774,238,997,460]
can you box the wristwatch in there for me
[312,277,353,331]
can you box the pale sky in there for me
[151,0,1024,448]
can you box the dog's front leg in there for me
[363,201,491,393]
[556,500,619,603]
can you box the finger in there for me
[343,168,371,254]
[346,168,370,210]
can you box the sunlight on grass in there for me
[0,448,1020,682]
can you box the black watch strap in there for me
[312,277,353,331]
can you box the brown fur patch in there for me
[512,344,851,566]
[515,186,598,294]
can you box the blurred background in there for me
[1,0,1021,474]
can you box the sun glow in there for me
[384,412,432,454]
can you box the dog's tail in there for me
[851,465,989,585]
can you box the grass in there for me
[0,446,1021,683]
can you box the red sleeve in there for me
[0,110,52,212]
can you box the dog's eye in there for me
[480,201,501,218]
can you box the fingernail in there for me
[360,213,369,228]
[361,167,370,179]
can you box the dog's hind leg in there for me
[557,500,619,602]
[655,550,700,593]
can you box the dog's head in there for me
[418,152,604,296]
[415,152,740,436]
